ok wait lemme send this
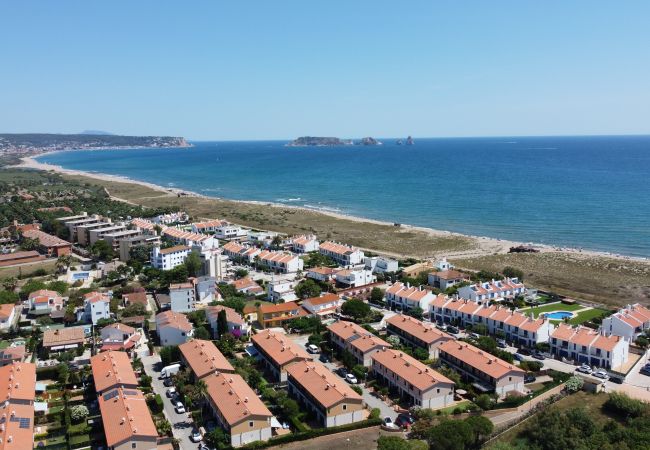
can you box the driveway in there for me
[141,354,197,450]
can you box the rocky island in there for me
[286,136,382,147]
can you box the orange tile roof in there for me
[320,241,356,256]
[91,351,138,394]
[205,372,272,426]
[286,361,362,409]
[98,387,158,447]
[251,330,311,367]
[258,250,298,265]
[155,311,193,332]
[193,219,227,229]
[28,289,61,301]
[179,339,234,378]
[84,291,110,304]
[158,245,190,255]
[372,348,453,390]
[308,266,339,276]
[223,241,245,253]
[43,327,85,348]
[205,305,245,326]
[430,294,452,308]
[0,304,14,320]
[0,362,36,450]
[233,277,262,292]
[327,321,391,353]
[439,341,524,379]
[22,228,71,248]
[258,301,304,315]
[303,293,340,306]
[551,323,576,341]
[350,333,390,353]
[386,314,453,345]
[519,317,549,333]
[123,291,147,306]
[592,333,623,352]
[102,322,136,335]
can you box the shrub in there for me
[369,408,381,420]
[564,376,584,393]
[70,405,89,423]
[603,392,649,418]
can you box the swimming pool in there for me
[545,311,574,320]
[72,272,89,280]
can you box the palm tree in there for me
[189,379,208,423]
[56,254,73,273]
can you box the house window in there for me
[343,404,347,411]
[132,444,137,449]
[509,377,512,381]
[249,421,254,427]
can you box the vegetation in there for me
[294,278,321,299]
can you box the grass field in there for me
[0,259,57,279]
[567,308,610,325]
[518,302,584,318]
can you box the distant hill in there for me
[80,130,114,135]
[286,136,382,147]
[0,133,191,153]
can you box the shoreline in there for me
[14,153,650,263]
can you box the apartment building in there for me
[319,241,365,266]
[251,330,312,381]
[457,278,525,303]
[257,301,306,329]
[334,268,375,288]
[427,269,470,291]
[328,321,391,367]
[602,303,650,341]
[118,234,161,262]
[21,228,72,257]
[151,245,191,270]
[256,250,303,273]
[386,314,454,358]
[385,282,436,312]
[191,219,228,234]
[290,234,320,253]
[179,339,234,380]
[169,282,196,313]
[550,324,629,369]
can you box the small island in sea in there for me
[286,136,383,147]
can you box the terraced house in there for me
[327,321,391,367]
[256,250,303,273]
[0,362,36,450]
[91,351,139,395]
[438,341,525,398]
[319,241,365,266]
[385,282,436,312]
[602,303,650,341]
[286,361,365,427]
[98,388,158,450]
[179,339,234,380]
[457,277,525,303]
[386,314,454,358]
[550,324,629,369]
[290,234,319,253]
[251,330,312,381]
[371,348,455,409]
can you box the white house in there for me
[0,305,16,330]
[550,324,629,370]
[156,311,194,346]
[78,291,111,325]
[319,241,365,266]
[306,267,340,283]
[195,276,217,303]
[222,241,261,264]
[205,305,250,338]
[266,280,297,303]
[385,282,436,311]
[458,278,526,303]
[364,256,399,274]
[602,303,650,341]
[28,289,64,316]
[214,223,247,240]
[99,323,141,352]
[334,269,375,288]
[301,293,342,317]
[151,245,191,270]
[170,282,196,313]
[191,219,227,234]
[427,269,469,291]
[290,235,320,253]
[256,250,303,273]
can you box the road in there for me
[142,354,197,450]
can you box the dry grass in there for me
[0,259,57,279]
[452,252,650,307]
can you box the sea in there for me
[36,136,650,258]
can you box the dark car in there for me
[514,353,525,362]
[319,353,331,363]
[524,373,537,383]
[518,348,531,356]
[640,368,650,377]
[336,367,348,378]
[609,375,624,384]
[531,351,545,360]
[395,413,415,429]
[497,339,507,348]
[447,326,459,335]
[163,378,174,387]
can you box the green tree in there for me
[1,277,18,292]
[0,290,19,304]
[57,363,70,386]
[194,326,211,340]
[122,302,149,318]
[474,394,494,411]
[47,280,69,295]
[503,266,524,280]
[184,250,202,277]
[216,332,237,356]
[55,254,73,273]
[295,279,321,299]
[406,306,424,320]
[234,268,249,279]
[20,236,40,251]
[159,345,180,366]
[204,428,229,450]
[90,240,114,260]
[465,415,494,445]
[370,287,384,304]
[217,308,228,338]
[70,405,89,423]
[341,298,370,320]
[19,279,46,299]
[129,244,153,263]
[426,420,473,450]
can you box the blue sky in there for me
[1,1,649,140]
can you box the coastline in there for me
[15,153,649,263]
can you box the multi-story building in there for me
[301,293,342,318]
[457,278,526,303]
[98,387,158,450]
[287,361,365,427]
[205,305,250,338]
[21,228,72,256]
[99,323,141,352]
[156,311,194,346]
[76,221,113,246]
[386,314,454,358]
[371,348,455,409]
[602,303,650,341]
[0,362,36,450]
[439,341,525,398]
[251,330,312,381]
[257,301,306,329]
[327,321,391,367]
[28,289,64,316]
[195,276,217,303]
[385,282,436,312]
[334,269,375,288]
[102,229,142,250]
[204,372,273,448]
[214,223,248,240]
[266,280,297,303]
[256,250,303,273]
[550,324,629,369]
[364,256,399,274]
[290,235,320,253]
[169,282,197,313]
[151,245,191,270]
[222,241,261,263]
[179,339,234,380]
[118,234,161,262]
[319,241,365,267]
[78,291,111,325]
[161,226,217,250]
[91,351,139,394]
[306,266,340,283]
[88,224,127,245]
[427,269,470,291]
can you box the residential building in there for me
[287,361,365,427]
[385,282,436,312]
[458,278,526,303]
[301,293,342,317]
[0,345,26,366]
[251,330,311,381]
[78,291,111,325]
[204,372,273,448]
[28,289,64,316]
[602,303,650,341]
[306,266,340,283]
[550,324,629,369]
[179,339,234,380]
[162,226,217,250]
[439,341,525,398]
[214,223,247,240]
[156,311,194,346]
[98,387,158,450]
[60,215,102,241]
[266,280,297,303]
[122,290,148,308]
[0,304,16,330]
[364,256,399,274]
[0,362,36,450]
[131,218,157,232]
[427,269,470,291]
[319,241,365,266]
[257,301,307,329]
[222,241,260,263]
[196,276,217,303]
[247,230,279,248]
[256,250,303,273]
[169,282,196,313]
[102,229,142,250]
[0,250,45,267]
[205,305,250,338]
[91,351,139,394]
[152,212,188,224]
[290,235,319,253]
[118,234,161,262]
[192,219,228,234]
[21,228,72,256]
[334,268,375,288]
[232,277,264,295]
[371,348,455,409]
[386,314,454,358]
[99,323,141,352]
[76,221,113,246]
[151,245,191,270]
[400,261,434,279]
[327,321,391,367]
[88,225,127,245]
[42,327,86,351]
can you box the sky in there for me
[1,1,649,140]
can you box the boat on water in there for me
[396,139,403,145]
[406,135,414,145]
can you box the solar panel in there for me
[19,418,30,429]
[103,390,118,401]
[123,390,138,396]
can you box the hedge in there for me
[240,418,382,449]
[289,416,309,432]
[37,366,60,381]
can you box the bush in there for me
[604,392,649,418]
[565,376,584,393]
[350,385,362,395]
[70,405,89,423]
[369,408,381,419]
[519,361,543,372]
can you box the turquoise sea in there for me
[37,136,650,258]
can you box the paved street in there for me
[142,354,197,450]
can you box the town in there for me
[1,203,650,450]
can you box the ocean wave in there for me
[276,197,303,203]
[201,188,223,192]
[303,203,342,213]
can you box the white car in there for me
[306,344,320,354]
[190,429,202,442]
[166,387,176,398]
[593,369,610,380]
[175,402,186,414]
[345,373,358,384]
[576,364,592,374]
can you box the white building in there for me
[319,241,365,267]
[0,305,16,330]
[169,282,197,313]
[222,241,261,264]
[195,276,217,303]
[290,235,320,253]
[301,293,342,317]
[191,219,227,234]
[427,269,469,291]
[458,278,526,303]
[385,282,436,311]
[266,280,297,303]
[602,303,650,341]
[257,250,303,273]
[306,267,340,283]
[151,245,191,270]
[214,223,247,240]
[156,311,194,346]
[364,256,399,274]
[205,305,251,338]
[334,268,375,288]
[78,291,111,325]
[550,324,629,370]
[28,289,65,316]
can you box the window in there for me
[249,421,254,427]
[132,444,137,449]
[509,377,512,381]
[343,404,347,411]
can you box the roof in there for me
[102,323,136,335]
[193,219,227,229]
[0,362,36,450]
[179,339,234,378]
[371,348,453,390]
[386,282,432,302]
[43,327,85,348]
[327,321,391,353]
[156,311,193,332]
[205,372,272,426]
[233,277,263,292]
[0,345,26,362]
[286,361,362,408]
[439,341,524,379]
[257,250,297,265]
[386,314,452,345]
[292,235,317,246]
[28,289,61,302]
[319,241,357,256]
[158,245,190,255]
[123,291,148,306]
[98,387,158,447]
[308,267,339,276]
[170,282,194,290]
[552,324,623,352]
[131,218,155,231]
[431,270,468,281]
[303,293,340,306]
[91,351,139,393]
[0,304,15,320]
[85,291,110,304]
[251,330,311,367]
[205,305,245,326]
[22,228,71,248]
[0,250,43,262]
[258,301,304,315]
[551,323,579,341]
[222,241,245,253]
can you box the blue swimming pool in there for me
[545,311,574,320]
[72,272,89,280]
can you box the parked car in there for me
[319,353,331,363]
[345,373,358,384]
[469,332,481,340]
[191,429,202,442]
[307,344,320,354]
[395,413,415,429]
[576,364,593,374]
[532,351,545,360]
[198,443,210,450]
[514,353,525,362]
[593,369,610,380]
[497,339,507,348]
[175,402,186,414]
[447,326,459,335]
[517,348,531,356]
[640,367,650,377]
[383,417,398,429]
[610,375,624,384]
[524,373,537,383]
[336,367,348,378]
[163,378,174,387]
[166,387,177,398]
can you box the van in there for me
[307,344,319,354]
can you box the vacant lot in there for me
[0,259,57,279]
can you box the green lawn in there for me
[0,341,9,350]
[568,308,610,325]
[518,302,584,318]
[437,400,474,414]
